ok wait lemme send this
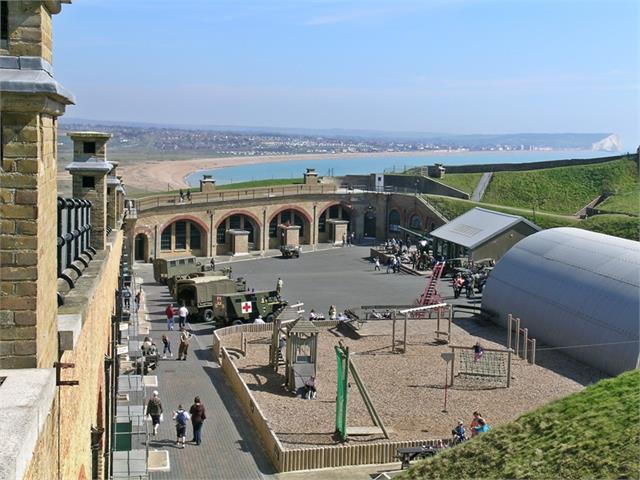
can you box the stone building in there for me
[1,2,124,479]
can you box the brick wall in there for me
[5,2,53,63]
[23,395,58,480]
[0,101,59,369]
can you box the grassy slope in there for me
[597,185,640,216]
[434,173,484,195]
[482,156,638,215]
[399,370,640,480]
[423,195,640,240]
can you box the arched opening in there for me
[409,214,423,230]
[159,220,206,256]
[388,209,401,234]
[216,213,261,254]
[318,204,352,243]
[134,233,149,262]
[364,208,377,238]
[268,208,311,249]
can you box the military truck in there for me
[211,290,286,326]
[280,244,301,258]
[153,256,206,285]
[167,268,232,298]
[175,276,247,321]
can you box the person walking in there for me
[165,303,175,331]
[374,257,381,271]
[350,232,355,246]
[177,328,192,361]
[135,290,142,313]
[178,303,189,329]
[276,277,283,298]
[341,233,346,247]
[189,396,207,445]
[173,405,190,448]
[161,334,172,358]
[146,391,163,436]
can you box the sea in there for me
[185,150,620,186]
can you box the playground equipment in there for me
[285,318,319,392]
[415,262,445,308]
[449,344,512,388]
[507,314,537,365]
[335,342,389,442]
[394,304,449,353]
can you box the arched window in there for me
[160,227,171,251]
[409,214,422,230]
[160,220,204,252]
[389,210,401,232]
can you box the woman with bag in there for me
[146,390,163,436]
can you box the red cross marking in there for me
[241,302,252,313]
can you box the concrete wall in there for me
[382,174,470,199]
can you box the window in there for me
[160,227,171,251]
[107,188,112,195]
[389,210,401,232]
[0,2,8,45]
[216,225,226,244]
[178,259,185,265]
[229,215,241,229]
[409,214,422,230]
[293,213,304,237]
[269,218,278,238]
[329,205,339,218]
[318,212,326,233]
[190,224,201,249]
[83,141,96,154]
[245,220,254,243]
[174,221,186,249]
[82,176,95,188]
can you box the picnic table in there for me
[396,445,438,469]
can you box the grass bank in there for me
[399,370,640,480]
[433,173,484,195]
[481,156,638,215]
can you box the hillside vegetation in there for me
[433,173,483,195]
[597,185,640,217]
[399,370,640,480]
[423,195,639,240]
[481,156,638,215]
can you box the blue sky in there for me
[54,0,639,148]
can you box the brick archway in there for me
[214,209,262,229]
[267,205,313,225]
[160,214,209,235]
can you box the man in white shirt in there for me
[254,315,265,324]
[178,304,189,329]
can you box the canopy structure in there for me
[482,227,640,376]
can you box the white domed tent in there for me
[482,227,640,376]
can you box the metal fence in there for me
[57,197,92,276]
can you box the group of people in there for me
[178,189,192,203]
[146,391,207,448]
[165,303,189,330]
[451,411,491,443]
[341,232,356,247]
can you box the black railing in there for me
[57,197,93,276]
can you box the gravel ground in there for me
[222,316,606,448]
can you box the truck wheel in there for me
[231,319,244,326]
[202,309,214,322]
[266,314,274,323]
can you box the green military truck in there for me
[175,276,247,321]
[153,256,207,285]
[211,290,286,326]
[167,268,232,298]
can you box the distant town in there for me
[58,122,617,160]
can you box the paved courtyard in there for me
[133,246,475,479]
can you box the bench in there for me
[396,445,438,470]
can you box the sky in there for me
[54,0,639,148]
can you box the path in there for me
[134,264,275,480]
[471,172,493,202]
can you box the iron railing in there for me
[57,197,92,276]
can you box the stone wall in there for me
[23,395,58,480]
[57,230,123,480]
[0,96,60,369]
[3,2,54,63]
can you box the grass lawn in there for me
[434,173,484,195]
[399,370,640,480]
[482,156,638,215]
[597,185,640,216]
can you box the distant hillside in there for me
[399,370,640,480]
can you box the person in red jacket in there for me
[165,303,175,331]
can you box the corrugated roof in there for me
[429,207,540,249]
[289,318,319,334]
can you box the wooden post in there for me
[447,305,453,343]
[391,316,396,353]
[507,314,513,350]
[450,347,455,386]
[436,309,441,342]
[523,328,528,361]
[515,317,521,357]
[506,350,512,388]
[403,312,408,353]
[241,332,246,356]
[531,339,536,365]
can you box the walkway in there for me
[134,264,275,480]
[471,172,493,202]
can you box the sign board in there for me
[441,352,454,363]
[240,301,252,314]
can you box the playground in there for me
[221,312,605,448]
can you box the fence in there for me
[57,197,93,276]
[507,314,537,365]
[134,184,338,212]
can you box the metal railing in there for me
[134,183,338,212]
[57,197,93,276]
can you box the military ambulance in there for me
[175,276,247,321]
[211,290,286,326]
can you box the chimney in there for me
[200,174,216,193]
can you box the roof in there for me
[180,276,229,285]
[289,318,320,335]
[429,207,540,250]
[482,227,640,375]
[0,56,75,104]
